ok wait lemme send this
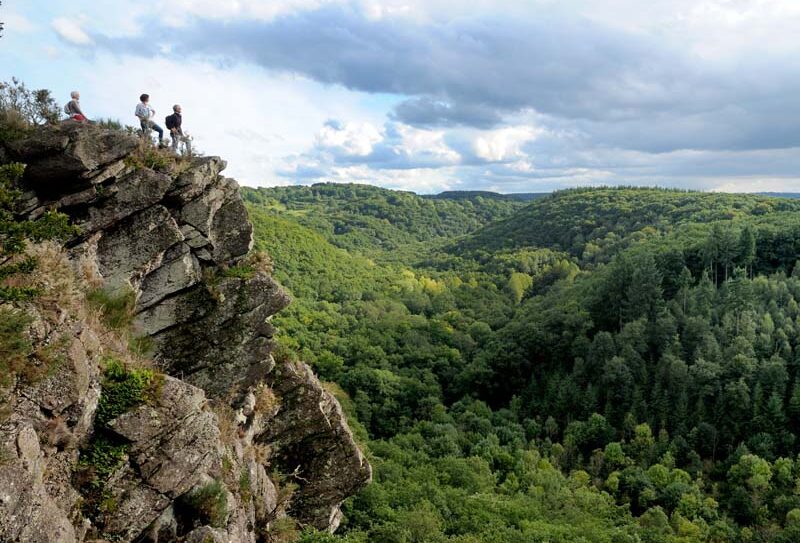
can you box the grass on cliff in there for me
[177,480,229,529]
[77,358,163,524]
[124,138,194,177]
[86,286,154,358]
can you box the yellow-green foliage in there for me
[124,139,172,172]
[94,357,161,427]
[0,162,78,302]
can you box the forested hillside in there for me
[458,188,800,262]
[247,185,800,542]
[242,184,524,262]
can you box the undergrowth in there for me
[124,138,192,177]
[77,358,163,523]
[178,480,229,528]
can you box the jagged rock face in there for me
[0,124,371,542]
[265,361,373,531]
[9,123,285,395]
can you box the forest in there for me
[242,183,800,542]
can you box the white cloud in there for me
[315,120,383,156]
[51,17,93,45]
[394,124,460,164]
[154,0,340,25]
[319,164,458,193]
[473,126,542,162]
[711,178,800,193]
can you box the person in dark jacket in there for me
[165,104,191,155]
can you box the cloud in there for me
[29,0,800,193]
[315,119,383,156]
[474,126,542,162]
[52,17,93,45]
[85,3,800,155]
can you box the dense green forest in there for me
[244,184,800,542]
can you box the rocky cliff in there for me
[0,124,371,542]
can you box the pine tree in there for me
[624,253,664,323]
[739,226,757,279]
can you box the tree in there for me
[727,454,772,523]
[739,225,757,278]
[506,272,532,304]
[624,253,664,323]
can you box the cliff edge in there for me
[0,123,371,543]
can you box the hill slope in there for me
[245,183,800,543]
[242,183,525,260]
[458,187,800,257]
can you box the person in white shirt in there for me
[135,93,164,144]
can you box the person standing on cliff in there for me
[135,93,164,146]
[165,104,191,155]
[65,91,88,122]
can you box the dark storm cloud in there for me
[88,4,800,153]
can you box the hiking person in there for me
[135,93,164,145]
[65,91,88,122]
[165,104,191,155]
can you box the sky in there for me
[1,0,799,193]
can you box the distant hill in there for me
[425,190,547,202]
[241,183,526,260]
[758,192,800,199]
[456,186,800,256]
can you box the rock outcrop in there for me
[0,123,371,542]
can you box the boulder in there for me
[7,123,138,191]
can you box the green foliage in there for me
[0,77,60,136]
[78,434,129,488]
[124,140,172,171]
[180,480,228,528]
[459,187,800,263]
[78,360,161,524]
[246,185,800,541]
[242,183,524,263]
[94,358,160,427]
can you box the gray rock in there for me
[7,124,138,190]
[96,206,183,287]
[167,156,227,204]
[0,425,77,543]
[138,244,202,310]
[263,361,373,531]
[101,376,221,539]
[209,192,254,263]
[147,274,290,397]
[78,168,173,235]
[0,124,371,543]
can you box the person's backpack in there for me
[64,103,71,115]
[165,113,176,130]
